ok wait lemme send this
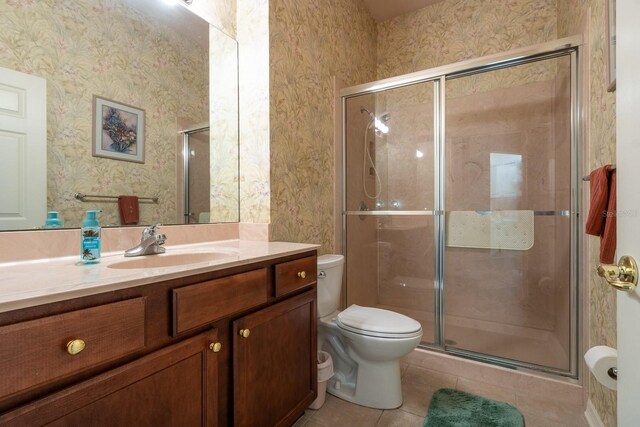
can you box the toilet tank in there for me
[317,254,345,318]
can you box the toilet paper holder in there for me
[597,255,638,292]
[585,346,618,390]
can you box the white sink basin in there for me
[107,251,237,269]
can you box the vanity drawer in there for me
[275,256,317,296]
[172,268,268,335]
[0,297,146,400]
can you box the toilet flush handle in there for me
[318,271,326,279]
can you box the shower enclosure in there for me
[341,37,581,376]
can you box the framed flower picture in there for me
[92,96,145,163]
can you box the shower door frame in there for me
[340,35,583,378]
[179,124,210,224]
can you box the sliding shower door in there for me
[342,40,579,376]
[443,56,574,372]
[344,81,438,345]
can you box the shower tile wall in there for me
[374,83,436,344]
[345,96,379,309]
[552,64,573,362]
[444,58,572,370]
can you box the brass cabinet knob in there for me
[597,255,638,292]
[297,271,306,279]
[239,328,250,338]
[66,339,86,355]
[209,342,222,353]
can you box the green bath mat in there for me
[423,388,524,427]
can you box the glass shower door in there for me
[344,81,438,344]
[443,56,574,371]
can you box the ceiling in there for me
[362,0,443,22]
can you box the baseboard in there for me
[584,399,605,427]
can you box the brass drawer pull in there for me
[209,342,222,353]
[239,329,250,338]
[66,339,86,355]
[297,271,306,279]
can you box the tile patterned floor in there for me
[293,360,588,427]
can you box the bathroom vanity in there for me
[0,241,318,426]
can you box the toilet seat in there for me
[336,305,422,339]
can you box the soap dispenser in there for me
[81,210,102,264]
[44,211,63,228]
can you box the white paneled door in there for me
[0,67,46,230]
[616,0,640,425]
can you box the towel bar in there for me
[74,193,159,203]
[582,165,616,181]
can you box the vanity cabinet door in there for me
[233,290,317,427]
[0,330,220,427]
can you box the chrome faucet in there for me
[124,224,166,257]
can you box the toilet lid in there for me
[336,305,422,335]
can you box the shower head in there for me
[360,107,374,118]
[360,107,391,134]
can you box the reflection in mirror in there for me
[0,0,239,231]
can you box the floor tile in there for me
[398,381,438,418]
[410,350,519,390]
[403,365,458,389]
[310,395,383,427]
[515,394,586,426]
[514,373,583,405]
[376,409,424,427]
[521,410,584,427]
[455,377,517,406]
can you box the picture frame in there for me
[606,0,616,92]
[92,96,145,163]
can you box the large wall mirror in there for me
[0,0,239,231]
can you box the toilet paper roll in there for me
[584,346,618,390]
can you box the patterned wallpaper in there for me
[210,28,240,223]
[0,0,208,227]
[558,1,618,426]
[376,0,557,80]
[237,0,271,224]
[268,0,377,252]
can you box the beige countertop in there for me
[0,240,318,314]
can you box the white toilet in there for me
[317,254,423,409]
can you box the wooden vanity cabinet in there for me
[233,290,316,427]
[0,330,220,427]
[0,251,317,427]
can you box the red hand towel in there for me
[118,195,139,225]
[585,165,613,236]
[600,170,616,263]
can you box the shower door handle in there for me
[597,255,638,292]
